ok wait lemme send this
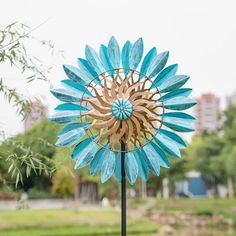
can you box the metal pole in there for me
[121,140,126,236]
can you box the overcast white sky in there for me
[1,0,236,137]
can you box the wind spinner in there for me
[49,36,196,236]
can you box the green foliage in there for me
[51,148,75,197]
[0,119,59,188]
[0,80,31,118]
[52,168,75,197]
[0,22,57,118]
[0,22,54,82]
[181,103,236,197]
[194,208,213,216]
[185,134,225,184]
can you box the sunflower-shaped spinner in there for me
[49,36,197,185]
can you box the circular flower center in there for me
[112,98,133,120]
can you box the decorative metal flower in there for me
[49,36,196,185]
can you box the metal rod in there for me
[121,140,126,236]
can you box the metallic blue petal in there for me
[59,122,91,136]
[139,47,157,80]
[158,88,192,102]
[158,75,189,93]
[125,152,138,185]
[141,147,160,176]
[163,112,196,121]
[158,129,186,149]
[99,44,114,77]
[114,151,122,182]
[101,150,116,183]
[63,64,87,86]
[73,137,98,168]
[162,112,196,132]
[151,64,178,89]
[56,128,86,147]
[55,103,89,112]
[133,148,148,181]
[146,51,169,79]
[108,36,120,69]
[49,111,81,124]
[50,89,81,103]
[163,97,197,110]
[61,80,93,98]
[129,38,143,71]
[85,45,105,75]
[149,141,170,168]
[90,146,108,176]
[121,40,132,77]
[77,58,101,85]
[154,132,181,158]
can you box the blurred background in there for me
[0,0,236,235]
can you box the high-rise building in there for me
[24,101,48,131]
[195,93,220,135]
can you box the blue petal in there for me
[133,148,148,181]
[151,64,178,89]
[59,122,91,136]
[154,132,181,158]
[114,152,122,182]
[158,75,189,93]
[56,128,86,147]
[61,80,93,98]
[55,103,89,112]
[50,88,81,103]
[163,97,197,110]
[162,112,196,132]
[63,64,87,86]
[49,111,81,124]
[101,150,116,183]
[85,45,105,75]
[90,146,108,176]
[125,152,138,185]
[121,40,132,77]
[146,51,169,79]
[73,137,98,168]
[158,88,192,102]
[99,44,114,76]
[163,112,196,121]
[139,47,157,79]
[141,147,160,176]
[129,38,144,71]
[158,129,186,149]
[108,36,120,69]
[149,141,170,168]
[77,58,101,85]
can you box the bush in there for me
[195,208,213,216]
[28,188,58,199]
[0,191,16,200]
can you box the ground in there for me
[0,208,159,236]
[0,199,236,236]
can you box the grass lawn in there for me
[0,209,159,236]
[149,198,236,218]
[131,198,236,225]
[1,199,236,236]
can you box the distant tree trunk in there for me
[74,171,79,207]
[227,177,234,199]
[140,180,147,199]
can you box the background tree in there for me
[0,119,59,188]
[0,21,60,186]
[220,104,236,198]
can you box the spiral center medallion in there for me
[112,98,133,120]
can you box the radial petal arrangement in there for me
[49,36,197,185]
